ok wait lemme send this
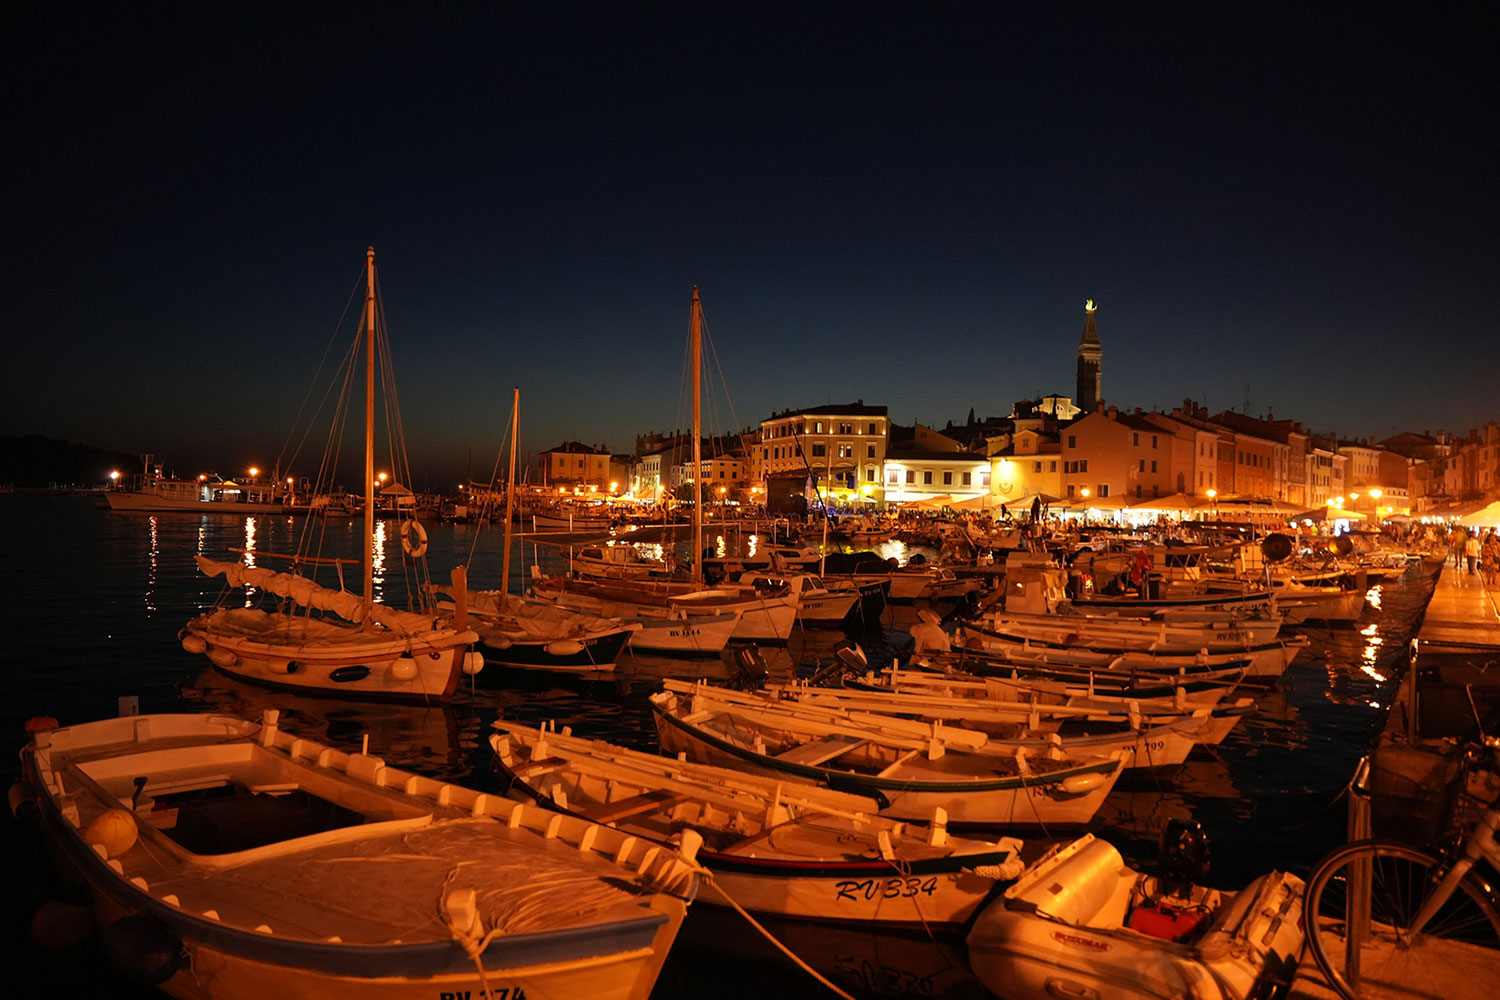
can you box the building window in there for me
[1151,461,1157,473]
[1099,484,1109,497]
[888,470,899,484]
[962,472,972,486]
[1080,459,1089,472]
[1049,461,1057,472]
[1067,484,1076,497]
[980,472,990,487]
[811,444,825,457]
[905,470,915,484]
[923,471,933,485]
[943,471,952,485]
[1138,459,1145,472]
[815,421,824,433]
[866,445,875,458]
[1034,461,1042,473]
[870,423,879,434]
[1152,435,1158,448]
[1136,484,1142,498]
[866,468,875,482]
[1132,433,1139,446]
[1068,435,1077,448]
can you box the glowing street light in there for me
[249,467,259,479]
[109,470,120,482]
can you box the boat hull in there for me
[106,491,288,514]
[478,626,632,674]
[21,711,696,1000]
[967,871,1305,1000]
[700,852,1010,926]
[182,611,478,701]
[651,699,1123,826]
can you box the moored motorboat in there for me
[967,831,1304,1000]
[18,709,698,1000]
[490,720,1026,926]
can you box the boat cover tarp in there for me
[196,556,436,634]
[146,818,654,943]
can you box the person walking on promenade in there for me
[1482,530,1500,588]
[1451,529,1467,570]
[1465,532,1482,575]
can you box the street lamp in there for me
[1206,488,1218,521]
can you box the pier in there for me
[1290,559,1500,1000]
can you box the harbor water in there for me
[1,496,1436,998]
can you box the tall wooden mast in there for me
[691,287,703,584]
[362,247,377,615]
[500,386,519,605]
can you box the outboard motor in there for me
[1157,818,1211,891]
[727,645,767,690]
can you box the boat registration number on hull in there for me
[835,876,938,901]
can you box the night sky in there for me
[6,4,1496,486]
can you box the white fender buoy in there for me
[390,658,419,681]
[85,809,139,858]
[462,651,484,675]
[400,519,428,559]
[1059,773,1108,796]
[489,636,513,649]
[180,634,207,654]
[545,639,584,657]
[208,648,238,668]
[916,608,943,626]
[267,660,294,674]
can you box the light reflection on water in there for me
[0,498,1444,1000]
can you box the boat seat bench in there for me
[772,736,869,767]
[586,788,684,823]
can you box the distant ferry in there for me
[104,470,288,513]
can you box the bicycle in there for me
[1303,694,1500,1000]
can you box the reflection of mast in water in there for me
[176,666,470,780]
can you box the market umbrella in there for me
[1126,492,1204,513]
[1290,505,1367,522]
[1457,501,1500,528]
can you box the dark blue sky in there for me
[6,3,1496,485]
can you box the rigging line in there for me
[275,267,367,477]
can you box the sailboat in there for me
[181,248,483,701]
[529,288,797,650]
[435,387,638,675]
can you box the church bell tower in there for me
[1076,299,1102,413]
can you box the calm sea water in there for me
[0,495,1435,998]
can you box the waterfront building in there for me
[1058,404,1173,502]
[633,448,670,503]
[538,441,611,489]
[989,424,1062,505]
[759,401,889,506]
[1305,436,1348,508]
[883,424,989,504]
[1144,410,1219,497]
[1075,300,1102,414]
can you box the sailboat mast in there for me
[691,287,703,584]
[500,387,519,605]
[363,247,376,614]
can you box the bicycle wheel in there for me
[1305,839,1500,1000]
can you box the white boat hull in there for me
[182,609,479,700]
